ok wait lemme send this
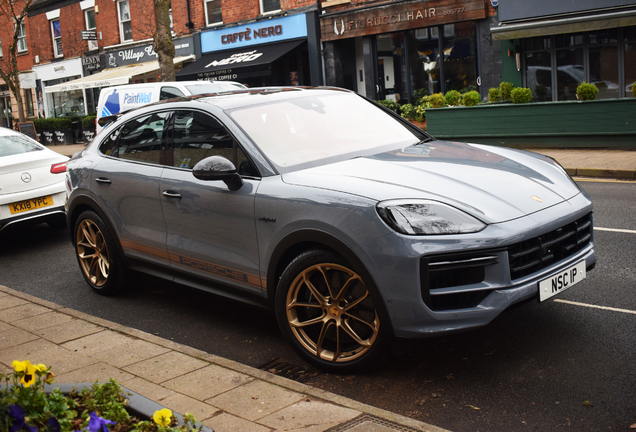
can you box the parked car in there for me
[66,87,596,372]
[96,80,247,134]
[0,128,68,232]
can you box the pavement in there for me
[0,285,447,432]
[4,143,628,432]
[47,144,636,180]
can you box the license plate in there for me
[9,195,54,215]
[539,260,586,302]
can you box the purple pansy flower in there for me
[84,412,116,432]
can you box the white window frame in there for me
[84,8,98,50]
[259,0,281,15]
[0,36,3,57]
[204,0,223,26]
[117,0,133,43]
[17,22,27,53]
[50,19,63,58]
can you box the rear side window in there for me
[0,134,43,157]
[160,86,185,100]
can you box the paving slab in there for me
[0,339,97,375]
[90,337,171,368]
[121,377,177,401]
[55,361,136,384]
[202,413,272,432]
[62,328,141,355]
[259,399,360,430]
[0,295,29,310]
[158,392,220,421]
[11,310,75,332]
[37,319,103,344]
[123,351,209,384]
[1,303,51,322]
[162,363,254,401]
[207,379,306,422]
[0,326,39,349]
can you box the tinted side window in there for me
[117,112,170,165]
[160,86,185,100]
[99,127,121,156]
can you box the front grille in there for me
[508,213,592,280]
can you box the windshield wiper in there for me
[415,137,435,145]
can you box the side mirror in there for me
[192,155,244,191]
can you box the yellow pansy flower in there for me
[11,360,45,388]
[153,408,173,427]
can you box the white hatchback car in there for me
[0,127,68,231]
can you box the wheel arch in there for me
[266,229,395,336]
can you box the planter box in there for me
[38,129,74,145]
[426,98,636,148]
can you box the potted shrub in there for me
[444,90,461,106]
[462,90,481,106]
[488,88,501,103]
[81,115,97,142]
[500,82,514,101]
[32,118,73,145]
[429,93,445,108]
[1,360,210,432]
[510,87,533,104]
[576,82,599,100]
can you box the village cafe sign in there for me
[320,0,485,41]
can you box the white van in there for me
[95,80,246,133]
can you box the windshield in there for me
[185,82,247,94]
[0,134,44,157]
[229,92,421,171]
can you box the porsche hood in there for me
[281,141,583,224]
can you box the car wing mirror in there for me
[192,155,244,191]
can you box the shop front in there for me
[491,0,636,101]
[320,0,487,103]
[43,37,196,116]
[34,58,85,118]
[177,12,322,87]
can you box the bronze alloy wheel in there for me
[285,263,380,363]
[76,219,110,287]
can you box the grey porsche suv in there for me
[65,87,596,372]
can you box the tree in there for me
[0,0,33,123]
[153,0,175,81]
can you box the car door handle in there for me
[95,177,111,185]
[162,190,182,199]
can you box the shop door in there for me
[0,96,12,129]
[375,33,406,103]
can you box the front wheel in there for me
[275,249,389,373]
[74,210,127,296]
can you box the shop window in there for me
[17,22,27,53]
[556,35,583,101]
[525,49,552,102]
[51,19,63,58]
[85,8,97,51]
[205,0,222,26]
[45,76,84,118]
[588,29,619,100]
[408,27,441,97]
[442,22,477,94]
[625,27,636,98]
[260,0,280,15]
[118,0,133,43]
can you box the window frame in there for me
[0,35,3,57]
[117,0,133,43]
[85,8,98,51]
[50,19,63,58]
[204,0,223,26]
[259,0,280,15]
[17,22,27,53]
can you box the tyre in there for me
[275,248,390,373]
[74,210,127,296]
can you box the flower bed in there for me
[1,360,212,432]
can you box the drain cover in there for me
[259,358,321,383]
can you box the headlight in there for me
[376,199,486,235]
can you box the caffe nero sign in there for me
[106,36,194,67]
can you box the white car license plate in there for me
[539,261,586,302]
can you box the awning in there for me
[44,55,194,93]
[491,8,636,40]
[176,39,304,81]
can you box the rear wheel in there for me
[275,249,389,373]
[74,210,127,295]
